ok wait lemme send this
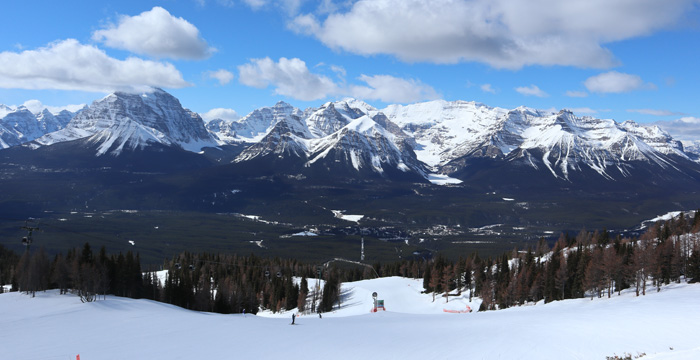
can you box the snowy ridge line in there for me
[5,89,700,183]
[214,96,698,181]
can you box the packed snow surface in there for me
[1,277,699,359]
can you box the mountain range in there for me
[1,88,700,244]
[2,88,699,184]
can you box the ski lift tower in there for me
[21,219,40,253]
[361,237,365,261]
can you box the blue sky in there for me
[1,0,699,139]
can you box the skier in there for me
[292,313,296,325]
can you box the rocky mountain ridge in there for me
[2,89,699,184]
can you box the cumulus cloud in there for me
[0,39,191,93]
[238,57,438,103]
[349,74,440,103]
[515,85,548,97]
[92,7,214,60]
[288,0,695,69]
[654,117,700,141]
[21,100,85,114]
[480,83,497,94]
[584,71,655,93]
[627,108,685,116]
[201,108,240,122]
[206,69,234,85]
[238,57,339,101]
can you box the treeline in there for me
[0,243,20,290]
[376,211,700,311]
[4,244,345,315]
[7,243,145,302]
[3,211,700,314]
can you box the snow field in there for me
[1,277,699,359]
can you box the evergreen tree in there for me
[687,248,700,283]
[298,277,309,312]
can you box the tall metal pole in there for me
[361,237,365,261]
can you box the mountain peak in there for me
[34,88,219,155]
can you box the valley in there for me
[2,89,700,264]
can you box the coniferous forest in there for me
[2,211,699,314]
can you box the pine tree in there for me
[688,248,700,283]
[422,264,432,293]
[298,277,308,312]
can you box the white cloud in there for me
[349,74,439,103]
[289,0,695,69]
[201,108,240,122]
[92,7,214,60]
[206,69,234,85]
[565,90,588,98]
[627,108,684,116]
[238,57,339,101]
[237,57,438,103]
[330,65,346,78]
[21,100,85,114]
[242,0,267,9]
[515,85,548,97]
[567,107,598,115]
[0,39,191,93]
[243,0,304,14]
[584,71,655,93]
[480,83,497,94]
[654,117,700,141]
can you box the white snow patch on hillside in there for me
[638,210,697,229]
[1,279,699,359]
[427,173,462,185]
[291,231,318,237]
[332,210,363,222]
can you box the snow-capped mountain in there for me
[34,88,220,156]
[206,101,304,143]
[305,115,428,178]
[228,99,425,180]
[0,105,76,149]
[4,90,699,185]
[681,140,700,162]
[205,96,700,183]
[382,101,696,181]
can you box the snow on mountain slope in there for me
[681,140,700,162]
[7,91,699,183]
[307,115,427,176]
[384,100,694,180]
[304,101,361,138]
[0,105,78,149]
[206,101,303,143]
[234,118,311,162]
[0,107,47,147]
[1,278,698,359]
[34,88,220,155]
[382,100,512,168]
[230,99,429,179]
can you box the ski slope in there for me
[1,277,699,359]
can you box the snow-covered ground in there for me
[427,173,463,185]
[1,277,699,359]
[332,210,364,222]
